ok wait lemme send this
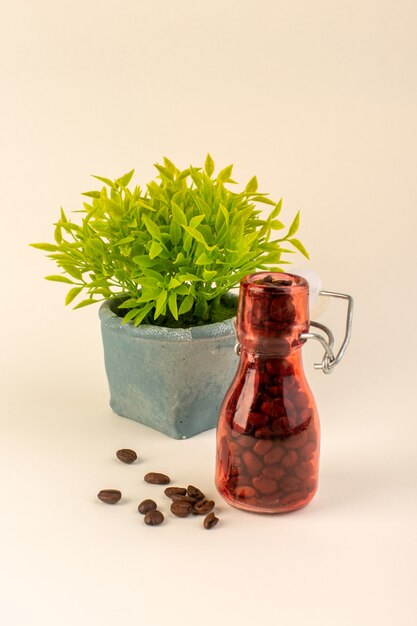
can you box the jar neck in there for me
[238,343,304,360]
[235,271,309,357]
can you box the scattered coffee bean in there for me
[171,501,193,517]
[97,489,122,504]
[144,509,164,526]
[203,512,219,529]
[187,485,205,500]
[138,499,157,514]
[194,499,215,515]
[116,448,137,464]
[164,487,187,498]
[144,472,171,485]
[170,494,198,504]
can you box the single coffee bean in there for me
[253,439,273,456]
[281,450,298,469]
[279,491,305,506]
[116,448,137,464]
[284,431,308,449]
[262,465,285,480]
[304,477,317,493]
[138,499,157,514]
[252,476,277,495]
[171,501,193,517]
[144,509,164,526]
[187,485,205,500]
[194,499,215,515]
[264,446,284,464]
[280,476,301,493]
[203,512,219,529]
[242,450,263,476]
[144,472,170,485]
[97,489,122,504]
[254,427,274,438]
[170,494,198,504]
[295,461,314,480]
[164,487,187,498]
[238,436,255,448]
[299,442,317,460]
[235,485,257,499]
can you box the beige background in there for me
[1,1,416,625]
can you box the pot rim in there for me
[99,292,238,341]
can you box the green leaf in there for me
[177,273,202,282]
[132,303,154,326]
[287,211,300,237]
[73,299,99,309]
[252,195,275,205]
[178,294,194,315]
[142,215,161,240]
[30,243,59,252]
[116,169,135,187]
[81,191,101,199]
[54,224,62,244]
[92,174,114,186]
[203,269,216,281]
[122,308,142,323]
[289,238,309,258]
[171,201,187,226]
[116,236,135,246]
[168,276,181,289]
[117,298,140,309]
[60,265,83,280]
[270,220,285,230]
[65,286,83,305]
[217,164,233,183]
[131,255,157,268]
[205,153,215,177]
[163,157,178,175]
[154,290,168,318]
[154,163,174,180]
[137,287,161,303]
[189,214,205,229]
[195,251,212,265]
[168,292,178,320]
[170,219,182,246]
[45,275,75,284]
[182,225,215,250]
[245,176,258,193]
[149,241,163,259]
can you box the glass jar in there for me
[215,272,320,513]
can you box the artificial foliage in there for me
[31,155,308,327]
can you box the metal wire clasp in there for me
[300,291,354,374]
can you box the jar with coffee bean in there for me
[215,272,353,514]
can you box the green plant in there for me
[31,155,308,327]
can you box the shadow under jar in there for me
[215,272,319,513]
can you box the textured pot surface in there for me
[99,296,239,439]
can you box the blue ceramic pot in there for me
[99,295,239,439]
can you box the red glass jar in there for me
[215,272,320,513]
